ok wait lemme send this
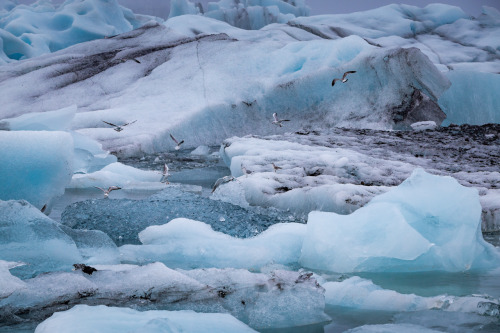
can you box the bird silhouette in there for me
[272,113,290,127]
[332,71,356,86]
[170,134,185,150]
[102,120,136,132]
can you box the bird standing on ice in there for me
[331,71,356,86]
[170,134,185,150]
[159,163,171,184]
[94,186,122,198]
[102,120,137,132]
[212,176,235,193]
[272,113,290,127]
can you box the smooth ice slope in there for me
[300,169,500,273]
[0,0,157,64]
[120,218,305,269]
[0,131,73,209]
[35,305,257,333]
[169,0,310,29]
[0,200,82,278]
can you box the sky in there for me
[17,0,500,18]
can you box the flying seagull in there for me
[272,163,282,172]
[170,134,185,150]
[332,71,356,86]
[272,113,290,127]
[102,120,137,132]
[211,175,235,193]
[159,163,171,184]
[94,186,122,198]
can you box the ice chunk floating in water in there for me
[119,218,305,269]
[0,131,73,210]
[35,305,257,333]
[300,169,500,273]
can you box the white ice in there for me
[299,169,500,273]
[35,304,257,333]
[119,218,305,269]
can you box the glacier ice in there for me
[0,21,452,156]
[0,0,157,64]
[1,263,328,330]
[119,218,305,269]
[169,0,310,30]
[0,200,82,278]
[299,169,500,273]
[35,304,257,333]
[0,131,73,209]
[344,323,441,333]
[61,186,296,244]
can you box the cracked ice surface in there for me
[219,124,500,231]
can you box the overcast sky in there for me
[18,0,500,18]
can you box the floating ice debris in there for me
[190,145,210,155]
[410,121,437,131]
[35,305,258,333]
[0,260,26,299]
[61,186,296,244]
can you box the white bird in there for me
[211,175,235,193]
[94,186,122,198]
[272,163,282,172]
[272,113,290,127]
[102,120,137,132]
[159,163,171,184]
[170,133,185,150]
[332,70,356,86]
[241,166,252,177]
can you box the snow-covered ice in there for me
[35,304,257,333]
[300,169,499,273]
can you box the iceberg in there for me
[0,200,82,278]
[35,304,257,333]
[0,0,158,64]
[0,260,26,299]
[0,131,73,209]
[119,218,305,269]
[61,186,295,244]
[299,169,500,273]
